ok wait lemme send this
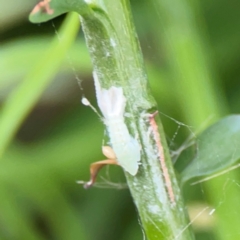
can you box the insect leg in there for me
[83,159,119,188]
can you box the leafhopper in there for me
[82,73,141,187]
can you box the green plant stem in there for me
[80,1,194,239]
[28,0,195,238]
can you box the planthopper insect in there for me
[80,72,141,188]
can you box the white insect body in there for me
[94,74,141,175]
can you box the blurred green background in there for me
[1,0,240,239]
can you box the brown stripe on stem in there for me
[149,111,175,204]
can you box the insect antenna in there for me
[81,96,103,119]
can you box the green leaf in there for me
[29,0,92,23]
[180,115,240,184]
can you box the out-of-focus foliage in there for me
[179,115,240,184]
[0,0,240,239]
